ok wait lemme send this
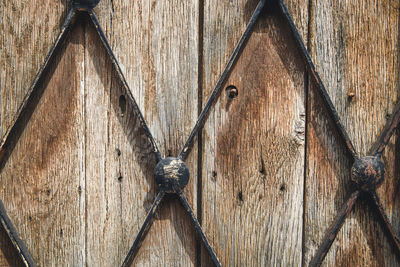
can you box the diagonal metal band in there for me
[278,0,358,160]
[369,191,400,259]
[308,190,361,267]
[177,193,221,267]
[0,8,77,266]
[370,101,400,156]
[88,10,162,161]
[1,0,399,266]
[0,5,163,264]
[178,0,267,160]
[0,7,75,161]
[122,191,222,267]
[0,200,36,267]
[122,191,165,267]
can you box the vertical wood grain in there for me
[1,1,200,265]
[201,1,308,265]
[0,18,86,265]
[0,0,68,142]
[305,0,400,265]
[1,0,399,265]
[86,1,200,265]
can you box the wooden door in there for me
[0,0,399,266]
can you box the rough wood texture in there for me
[305,0,400,266]
[90,1,200,265]
[1,0,399,266]
[0,0,67,142]
[0,1,199,264]
[200,1,308,265]
[0,18,86,265]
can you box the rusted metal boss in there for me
[154,157,189,193]
[351,156,385,191]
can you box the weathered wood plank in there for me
[0,18,86,265]
[0,0,68,142]
[87,1,200,265]
[201,1,308,265]
[284,0,310,41]
[305,0,400,265]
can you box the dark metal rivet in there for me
[351,156,385,191]
[154,157,190,193]
[226,85,239,99]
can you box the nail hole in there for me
[259,164,265,174]
[119,95,126,114]
[211,171,217,181]
[29,216,32,221]
[347,90,355,99]
[280,184,286,192]
[60,228,63,236]
[167,149,172,157]
[118,175,123,182]
[46,189,51,196]
[78,186,82,195]
[238,191,243,201]
[116,148,121,156]
[226,85,238,99]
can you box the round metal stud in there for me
[351,156,384,191]
[226,85,239,99]
[154,157,189,193]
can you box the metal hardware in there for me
[0,0,398,266]
[121,155,221,266]
[0,200,35,266]
[0,1,219,266]
[278,1,400,265]
[154,157,189,193]
[178,0,266,160]
[351,156,385,192]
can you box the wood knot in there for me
[154,157,189,193]
[351,156,384,191]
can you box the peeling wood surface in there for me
[0,0,399,266]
